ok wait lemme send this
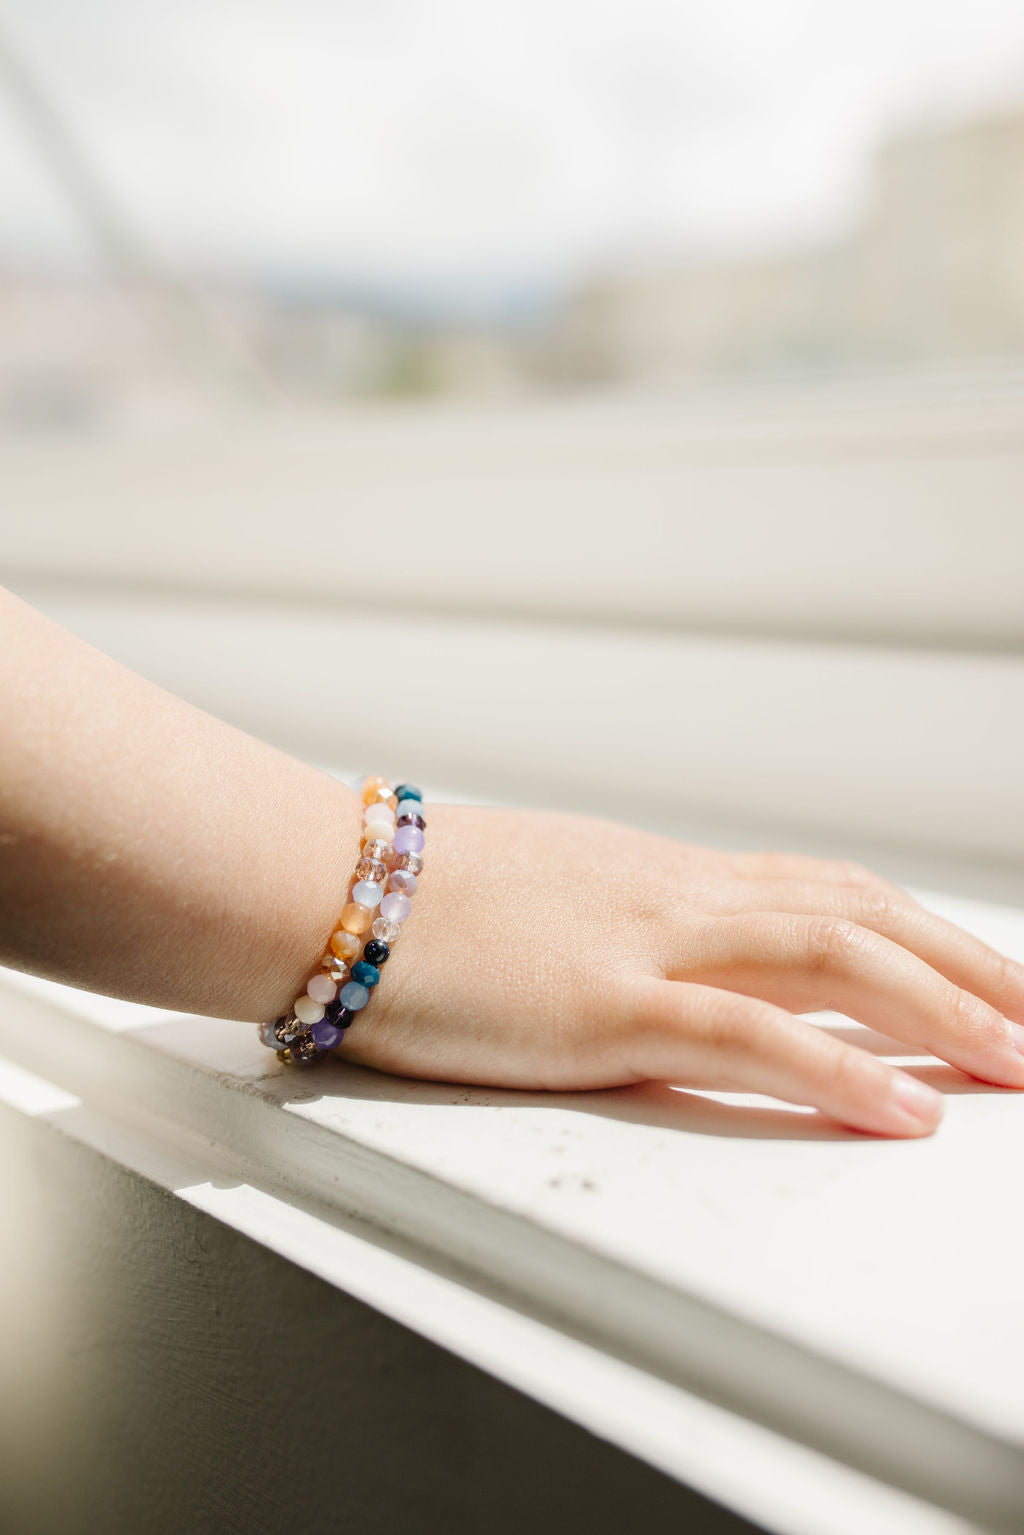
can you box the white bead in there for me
[294,994,325,1025]
[363,803,395,824]
[352,879,384,908]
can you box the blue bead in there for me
[394,784,422,803]
[338,981,370,1011]
[351,961,380,988]
[396,800,422,820]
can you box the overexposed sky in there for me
[1,0,1023,305]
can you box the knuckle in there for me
[989,946,1024,998]
[850,887,901,930]
[946,984,999,1048]
[711,997,774,1054]
[803,915,873,972]
[822,1037,865,1096]
[835,859,877,886]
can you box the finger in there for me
[626,977,944,1138]
[713,879,1024,1025]
[723,851,919,898]
[670,912,1024,1088]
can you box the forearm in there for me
[0,585,362,1023]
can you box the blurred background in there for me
[1,0,1023,899]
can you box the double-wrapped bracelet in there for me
[258,775,425,1066]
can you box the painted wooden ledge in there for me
[1,884,1022,1534]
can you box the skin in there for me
[2,582,1024,1139]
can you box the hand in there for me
[338,803,1024,1137]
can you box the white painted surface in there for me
[2,883,1023,1532]
[8,586,1024,895]
[2,374,1024,646]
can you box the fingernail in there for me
[891,1073,943,1125]
[1006,1019,1024,1056]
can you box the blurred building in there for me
[1,105,1023,426]
[547,109,1024,384]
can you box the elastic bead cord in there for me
[258,776,426,1066]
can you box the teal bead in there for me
[394,784,422,802]
[351,961,380,988]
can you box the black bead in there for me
[396,812,425,830]
[394,783,422,802]
[363,939,390,966]
[324,999,355,1027]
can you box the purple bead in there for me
[324,999,354,1028]
[311,1016,345,1050]
[396,812,425,830]
[393,824,425,855]
[380,890,412,923]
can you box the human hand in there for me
[337,802,1024,1137]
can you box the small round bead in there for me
[330,929,361,961]
[294,994,326,1026]
[323,999,354,1028]
[393,851,424,875]
[393,825,425,855]
[355,857,388,884]
[306,973,338,1005]
[320,953,350,982]
[274,1014,300,1045]
[361,839,392,862]
[380,890,412,923]
[364,818,395,844]
[363,938,390,966]
[311,1017,345,1050]
[291,1033,323,1064]
[361,774,391,805]
[351,880,384,909]
[372,917,401,943]
[351,961,380,988]
[340,902,373,934]
[367,787,399,810]
[363,802,396,825]
[393,784,422,802]
[388,869,418,896]
[339,981,371,1011]
[396,798,423,819]
[396,812,426,831]
[259,1018,284,1049]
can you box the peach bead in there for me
[339,902,373,934]
[366,787,398,810]
[364,818,395,843]
[361,775,391,805]
[329,929,361,961]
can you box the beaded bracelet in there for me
[257,776,426,1066]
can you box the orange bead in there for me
[330,929,361,960]
[340,902,373,935]
[361,775,391,806]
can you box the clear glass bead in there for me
[372,916,401,943]
[362,839,392,863]
[355,857,388,885]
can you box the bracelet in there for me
[258,775,425,1066]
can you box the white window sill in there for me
[1,883,1022,1534]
